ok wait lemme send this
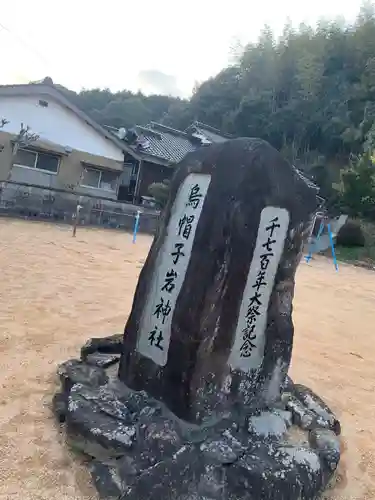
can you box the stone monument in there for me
[53,138,341,500]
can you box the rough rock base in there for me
[53,335,341,500]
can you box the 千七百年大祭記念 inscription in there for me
[136,173,211,366]
[228,206,290,373]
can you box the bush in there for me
[148,179,170,209]
[336,220,366,247]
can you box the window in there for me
[13,148,60,174]
[81,167,118,191]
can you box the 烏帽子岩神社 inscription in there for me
[137,174,211,366]
[228,206,290,373]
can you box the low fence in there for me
[0,181,160,234]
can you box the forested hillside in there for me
[68,3,375,220]
[64,87,180,131]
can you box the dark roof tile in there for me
[186,121,233,144]
[111,119,320,193]
[131,122,196,164]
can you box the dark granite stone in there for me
[66,383,136,460]
[284,393,335,433]
[309,428,341,472]
[57,359,108,392]
[285,394,317,430]
[292,384,341,435]
[108,379,166,419]
[52,350,341,500]
[119,138,319,423]
[197,464,226,499]
[89,461,123,499]
[81,334,123,360]
[137,417,184,467]
[274,408,293,427]
[226,443,325,500]
[246,409,291,440]
[138,403,163,422]
[117,452,155,487]
[200,434,244,464]
[119,445,203,500]
[52,392,67,423]
[181,416,241,445]
[221,428,248,452]
[283,374,294,392]
[85,352,121,368]
[144,418,182,447]
[117,454,144,478]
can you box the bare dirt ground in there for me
[0,218,374,500]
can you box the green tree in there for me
[340,152,375,218]
[60,87,180,130]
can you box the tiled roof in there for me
[124,120,233,165]
[108,119,320,192]
[132,122,196,165]
[185,121,233,144]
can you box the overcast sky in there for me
[0,0,366,97]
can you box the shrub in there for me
[336,220,366,247]
[148,179,170,209]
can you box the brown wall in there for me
[0,130,125,200]
[137,160,173,200]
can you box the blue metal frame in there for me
[305,220,338,271]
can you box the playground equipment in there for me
[305,212,348,270]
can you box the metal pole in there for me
[132,210,141,244]
[72,203,82,237]
[327,223,339,272]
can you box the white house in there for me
[0,80,139,200]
